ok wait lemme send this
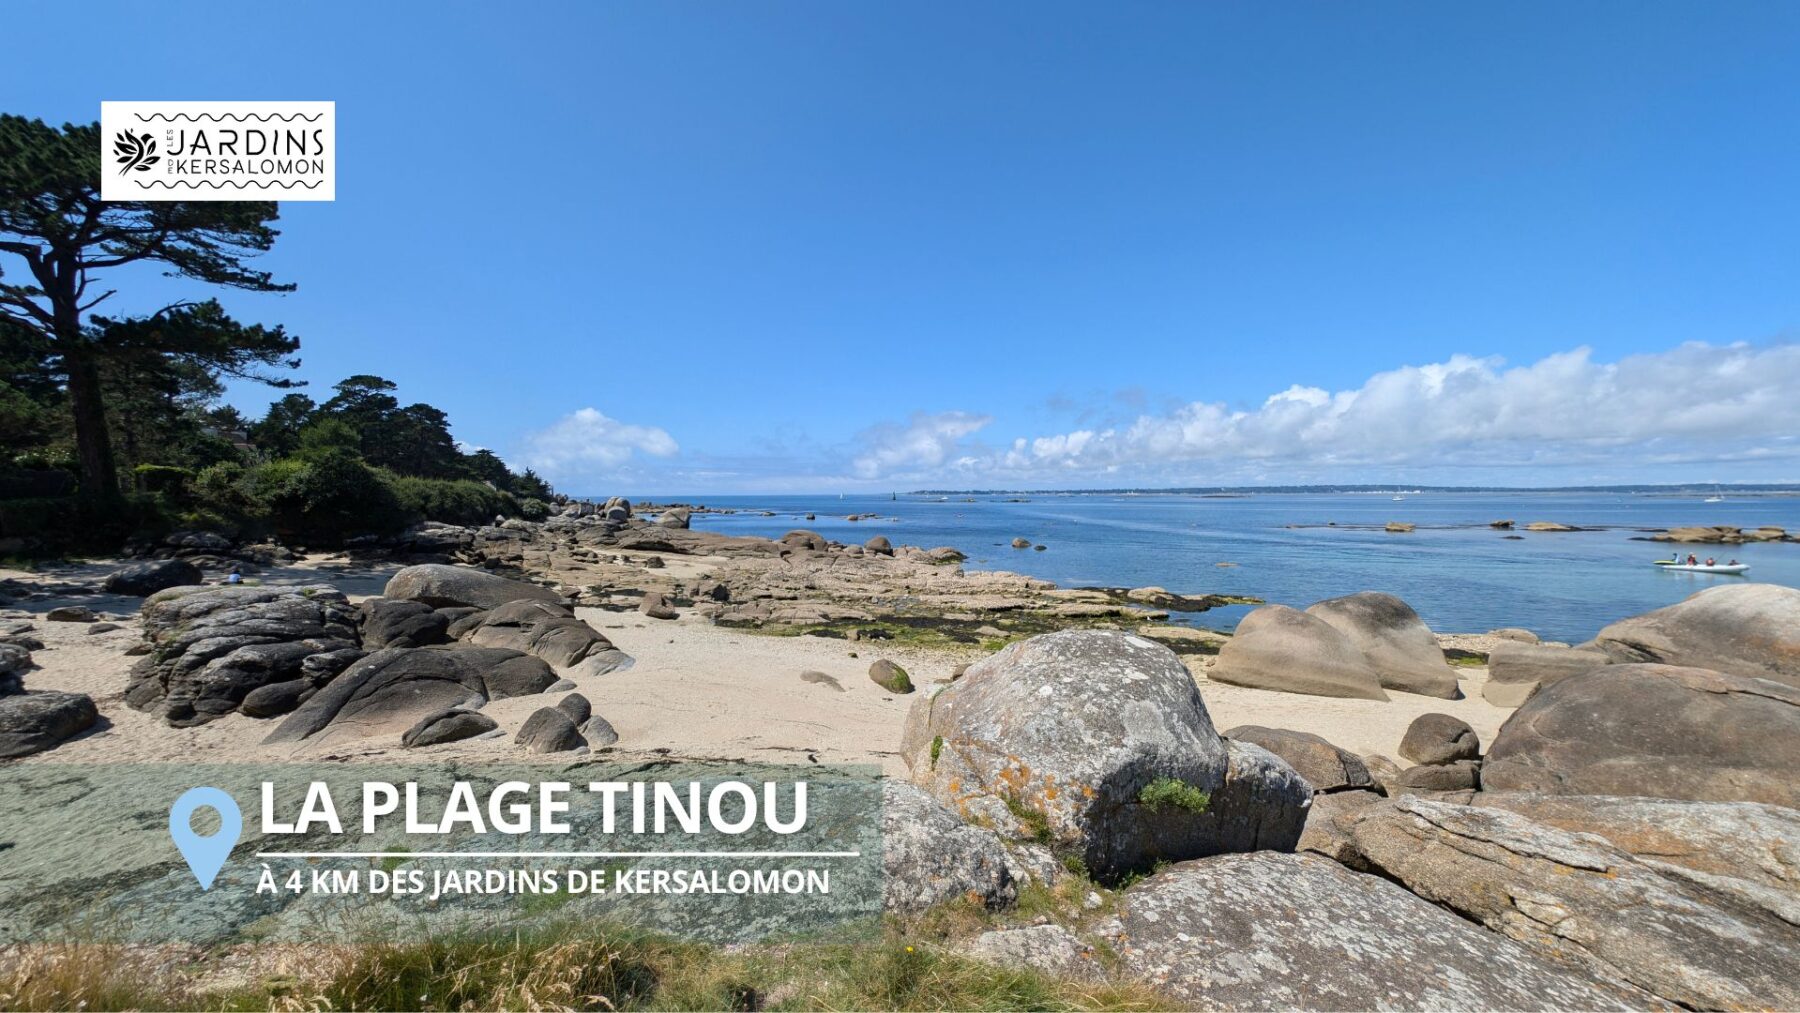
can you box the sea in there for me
[661,492,1800,644]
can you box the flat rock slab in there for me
[1108,851,1652,1010]
[1339,796,1800,1010]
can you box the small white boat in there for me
[1704,496,1724,503]
[1654,561,1749,574]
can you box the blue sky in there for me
[8,2,1800,492]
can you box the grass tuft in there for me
[1137,777,1210,814]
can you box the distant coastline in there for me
[907,484,1800,496]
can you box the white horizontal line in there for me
[253,851,862,859]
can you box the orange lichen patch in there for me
[1044,787,1060,800]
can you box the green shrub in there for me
[517,496,550,521]
[1137,777,1210,814]
[132,464,193,495]
[381,472,519,526]
[239,450,405,545]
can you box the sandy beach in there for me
[7,555,1513,773]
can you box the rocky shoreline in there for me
[0,497,1796,1009]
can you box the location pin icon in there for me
[169,786,242,890]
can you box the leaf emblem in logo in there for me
[112,130,161,176]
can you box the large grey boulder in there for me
[462,600,633,675]
[1397,712,1479,765]
[0,691,98,758]
[264,645,557,745]
[902,630,1310,880]
[1337,796,1800,1010]
[654,506,690,529]
[124,584,360,726]
[1473,792,1800,926]
[1306,591,1459,698]
[1222,725,1372,793]
[1592,583,1800,687]
[1106,851,1649,1010]
[1208,605,1388,700]
[358,598,452,649]
[881,781,1016,914]
[1482,663,1800,807]
[1483,641,1611,706]
[382,564,561,610]
[103,559,202,597]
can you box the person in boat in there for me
[1729,558,1740,566]
[1687,553,1699,565]
[1705,557,1716,567]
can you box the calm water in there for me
[668,492,1800,643]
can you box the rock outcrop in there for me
[462,600,633,676]
[1591,583,1800,688]
[1481,662,1800,807]
[881,781,1017,914]
[358,598,453,649]
[1471,791,1800,925]
[902,630,1310,880]
[383,564,561,610]
[1107,851,1649,1010]
[125,584,361,726]
[265,645,557,745]
[1337,796,1800,1010]
[1306,591,1458,698]
[1208,605,1389,700]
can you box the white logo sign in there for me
[100,101,334,201]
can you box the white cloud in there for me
[516,408,678,481]
[978,342,1800,481]
[850,411,993,479]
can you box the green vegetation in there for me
[1002,793,1056,846]
[0,117,553,554]
[930,735,944,768]
[0,919,1167,1011]
[1137,777,1211,814]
